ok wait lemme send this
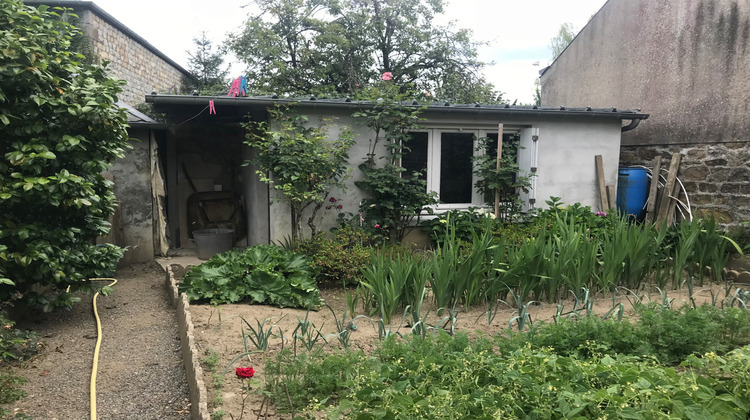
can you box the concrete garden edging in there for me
[163,265,211,420]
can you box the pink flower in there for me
[594,211,607,217]
[374,224,381,229]
[381,72,393,81]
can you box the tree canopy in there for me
[183,31,229,96]
[550,22,576,60]
[228,0,501,103]
[0,0,128,309]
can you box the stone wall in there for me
[80,10,186,106]
[620,142,750,227]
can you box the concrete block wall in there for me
[620,142,750,227]
[82,11,185,105]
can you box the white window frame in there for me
[412,127,519,212]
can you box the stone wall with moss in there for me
[620,142,749,227]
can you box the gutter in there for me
[145,95,650,122]
[621,118,642,132]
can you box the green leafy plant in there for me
[0,0,129,309]
[359,249,410,324]
[472,134,531,222]
[296,225,373,286]
[179,245,322,309]
[354,79,437,243]
[0,311,38,362]
[637,304,750,365]
[244,106,354,240]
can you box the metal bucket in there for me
[193,228,234,260]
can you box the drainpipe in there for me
[621,118,642,132]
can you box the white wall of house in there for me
[518,119,621,213]
[266,107,624,243]
[269,109,386,243]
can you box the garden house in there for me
[134,94,649,252]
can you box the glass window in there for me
[439,132,474,204]
[402,132,428,182]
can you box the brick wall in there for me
[620,142,750,227]
[81,10,185,106]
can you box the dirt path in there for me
[8,262,190,420]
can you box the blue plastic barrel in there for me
[616,167,649,219]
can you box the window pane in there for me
[402,132,428,182]
[440,132,474,203]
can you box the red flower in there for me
[336,204,343,210]
[374,224,381,229]
[329,197,337,202]
[236,367,255,379]
[326,205,331,210]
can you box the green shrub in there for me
[497,316,647,359]
[297,226,373,286]
[0,0,129,310]
[179,245,322,309]
[0,311,37,363]
[264,347,369,413]
[637,304,750,364]
[329,333,750,419]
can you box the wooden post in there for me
[644,156,662,224]
[494,123,503,218]
[606,184,617,211]
[595,155,608,211]
[655,153,681,227]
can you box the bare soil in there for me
[187,281,729,419]
[7,262,190,420]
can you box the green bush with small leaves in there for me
[297,226,373,286]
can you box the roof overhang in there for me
[146,94,650,125]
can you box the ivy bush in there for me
[0,0,128,310]
[179,245,322,309]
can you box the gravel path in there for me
[9,262,190,419]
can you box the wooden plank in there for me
[644,156,662,224]
[606,184,617,211]
[595,155,608,211]
[494,123,504,217]
[666,179,682,226]
[655,153,681,227]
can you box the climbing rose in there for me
[381,72,393,81]
[236,367,255,379]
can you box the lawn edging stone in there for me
[163,264,211,420]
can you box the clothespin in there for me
[240,76,247,97]
[228,76,241,97]
[209,100,216,114]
